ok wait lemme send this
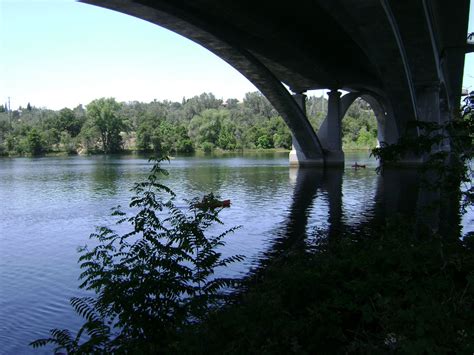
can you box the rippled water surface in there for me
[0,152,471,354]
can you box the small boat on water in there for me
[351,162,366,169]
[194,198,231,209]
[218,199,231,208]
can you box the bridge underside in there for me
[81,0,470,166]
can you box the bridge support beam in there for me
[418,83,455,163]
[317,90,344,166]
[394,84,443,166]
[289,93,325,167]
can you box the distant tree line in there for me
[0,92,377,156]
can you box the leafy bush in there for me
[256,134,273,149]
[25,128,45,156]
[31,157,242,353]
[201,141,214,153]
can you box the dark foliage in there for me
[183,220,474,353]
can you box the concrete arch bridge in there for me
[81,0,471,166]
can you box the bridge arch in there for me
[80,0,468,166]
[339,92,394,148]
[81,0,325,165]
[317,90,399,163]
[359,93,399,146]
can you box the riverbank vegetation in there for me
[0,92,377,156]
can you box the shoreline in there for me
[0,147,377,159]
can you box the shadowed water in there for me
[0,152,471,354]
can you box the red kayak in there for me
[195,199,231,209]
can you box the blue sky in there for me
[0,0,257,110]
[1,0,473,110]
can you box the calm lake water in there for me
[0,151,472,354]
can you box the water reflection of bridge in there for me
[223,165,472,354]
[270,167,462,256]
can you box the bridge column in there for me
[420,84,456,161]
[416,84,444,229]
[418,84,443,159]
[323,89,344,166]
[393,84,444,165]
[289,93,306,166]
[418,84,441,124]
[289,93,324,166]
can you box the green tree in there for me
[356,126,377,148]
[159,121,177,153]
[57,108,85,137]
[217,121,237,150]
[243,92,276,118]
[175,125,194,153]
[273,132,291,149]
[188,109,225,149]
[256,134,273,149]
[86,98,125,153]
[41,128,60,150]
[225,98,239,109]
[136,121,155,151]
[5,134,16,153]
[78,120,100,153]
[182,93,222,120]
[25,128,44,155]
[0,119,10,143]
[59,132,77,154]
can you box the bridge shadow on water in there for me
[266,166,464,258]
[196,166,474,353]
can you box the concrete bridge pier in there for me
[420,84,455,159]
[418,84,443,155]
[395,83,444,165]
[317,89,345,166]
[288,139,309,167]
[290,89,353,167]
